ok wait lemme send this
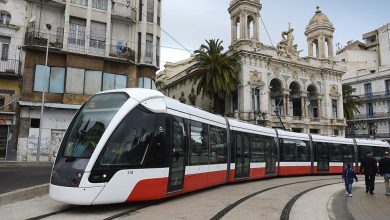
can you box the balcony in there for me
[0,59,20,77]
[112,2,136,22]
[109,45,135,62]
[360,91,390,101]
[70,0,88,6]
[24,30,64,49]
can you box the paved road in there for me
[0,166,52,194]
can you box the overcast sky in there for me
[159,0,390,70]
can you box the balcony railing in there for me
[24,30,64,49]
[359,91,390,101]
[70,0,88,6]
[109,45,135,61]
[92,0,108,11]
[354,112,390,120]
[0,59,20,76]
[112,2,136,21]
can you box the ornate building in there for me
[157,1,346,135]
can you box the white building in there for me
[338,23,390,140]
[13,0,161,161]
[158,1,346,136]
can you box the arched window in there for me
[247,16,254,39]
[138,77,156,90]
[0,10,11,25]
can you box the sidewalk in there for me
[0,160,53,168]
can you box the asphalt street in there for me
[0,166,52,194]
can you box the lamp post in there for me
[37,23,51,163]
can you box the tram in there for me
[49,88,390,205]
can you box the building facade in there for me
[157,1,346,136]
[11,0,161,161]
[0,0,26,160]
[338,23,390,141]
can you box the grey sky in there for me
[159,0,390,69]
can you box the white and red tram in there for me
[49,89,390,205]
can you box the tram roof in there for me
[228,119,277,137]
[355,138,390,147]
[98,88,165,102]
[311,134,354,144]
[277,129,310,141]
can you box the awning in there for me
[18,101,81,110]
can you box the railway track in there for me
[21,176,340,220]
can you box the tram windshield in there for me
[62,93,128,158]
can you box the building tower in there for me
[228,0,262,45]
[305,6,335,59]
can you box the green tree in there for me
[187,39,240,114]
[342,84,363,120]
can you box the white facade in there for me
[338,23,390,140]
[17,103,79,161]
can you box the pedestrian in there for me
[360,151,378,195]
[342,163,358,197]
[378,151,390,196]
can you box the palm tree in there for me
[343,84,363,120]
[187,39,240,114]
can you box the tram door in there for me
[265,137,277,175]
[316,142,329,172]
[235,133,250,179]
[167,116,187,193]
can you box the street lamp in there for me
[37,23,51,163]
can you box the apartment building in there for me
[15,0,161,161]
[338,23,390,141]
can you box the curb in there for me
[0,162,53,168]
[0,184,49,206]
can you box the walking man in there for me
[360,152,378,194]
[379,151,390,196]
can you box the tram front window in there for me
[62,93,128,158]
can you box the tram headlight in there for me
[71,172,84,186]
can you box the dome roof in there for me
[306,6,334,33]
[309,9,331,25]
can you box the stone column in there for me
[240,13,245,39]
[317,98,322,118]
[308,40,313,57]
[254,16,259,41]
[242,12,248,39]
[231,17,236,43]
[301,93,307,118]
[284,94,289,116]
[328,38,334,58]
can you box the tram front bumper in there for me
[49,184,103,205]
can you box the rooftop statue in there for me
[277,24,299,59]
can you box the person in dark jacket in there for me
[360,152,378,194]
[379,151,390,196]
[342,163,358,197]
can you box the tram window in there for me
[251,135,265,162]
[341,144,354,161]
[358,145,372,162]
[296,140,309,162]
[98,106,156,166]
[209,126,227,164]
[189,121,209,165]
[143,114,168,167]
[280,139,296,161]
[172,116,186,160]
[230,132,236,163]
[330,143,342,162]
